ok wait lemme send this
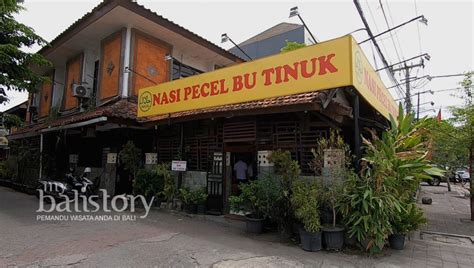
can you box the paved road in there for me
[1,185,473,267]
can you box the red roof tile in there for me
[11,100,137,136]
[140,91,327,123]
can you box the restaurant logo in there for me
[354,50,363,85]
[139,91,152,112]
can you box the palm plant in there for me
[342,105,443,253]
[362,105,444,200]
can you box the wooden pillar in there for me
[353,94,362,171]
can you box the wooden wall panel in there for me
[131,32,171,96]
[99,31,123,100]
[39,73,54,118]
[64,54,83,111]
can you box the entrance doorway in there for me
[223,143,257,209]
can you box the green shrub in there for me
[391,202,427,235]
[229,176,281,219]
[340,172,402,253]
[133,167,165,199]
[179,187,192,205]
[191,188,208,205]
[291,179,321,233]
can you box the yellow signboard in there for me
[137,36,397,119]
[350,38,398,119]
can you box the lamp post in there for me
[289,6,318,44]
[221,33,252,61]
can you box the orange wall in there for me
[39,74,53,118]
[99,31,122,100]
[64,54,82,111]
[131,32,171,96]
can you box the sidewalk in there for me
[419,182,473,237]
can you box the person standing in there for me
[233,158,248,182]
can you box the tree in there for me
[449,71,474,220]
[0,0,51,104]
[280,40,306,53]
[2,113,23,129]
[427,118,468,169]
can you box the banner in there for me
[137,36,397,119]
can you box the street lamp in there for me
[221,33,252,61]
[289,6,318,44]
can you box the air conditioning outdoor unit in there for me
[72,84,92,98]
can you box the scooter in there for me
[36,167,94,200]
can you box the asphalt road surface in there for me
[1,186,473,267]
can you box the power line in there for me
[356,0,405,99]
[378,0,403,63]
[385,0,405,60]
[414,0,423,55]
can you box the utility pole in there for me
[417,91,420,120]
[392,61,424,114]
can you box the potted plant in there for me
[193,188,208,214]
[389,203,426,250]
[321,176,345,250]
[267,150,300,240]
[179,187,196,214]
[229,176,280,234]
[291,179,322,251]
[133,167,165,206]
[160,165,175,209]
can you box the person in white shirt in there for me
[234,159,248,181]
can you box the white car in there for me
[455,170,470,181]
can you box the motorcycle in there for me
[36,167,94,201]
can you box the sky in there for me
[4,0,473,119]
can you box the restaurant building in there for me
[9,0,397,214]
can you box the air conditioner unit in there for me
[72,84,92,98]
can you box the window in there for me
[172,59,203,80]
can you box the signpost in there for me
[171,160,187,172]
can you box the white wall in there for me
[171,49,215,73]
[52,66,65,109]
[83,48,100,90]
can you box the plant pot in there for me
[197,204,206,214]
[321,207,333,225]
[185,204,197,214]
[360,238,371,251]
[344,231,357,247]
[172,198,181,210]
[388,234,406,250]
[322,226,345,250]
[278,223,293,242]
[245,215,264,234]
[299,227,322,252]
[154,197,163,207]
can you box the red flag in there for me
[436,109,442,122]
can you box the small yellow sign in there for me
[137,36,397,119]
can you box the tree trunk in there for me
[470,147,473,221]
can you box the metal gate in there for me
[206,152,223,214]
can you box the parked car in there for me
[427,174,444,186]
[455,169,470,181]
